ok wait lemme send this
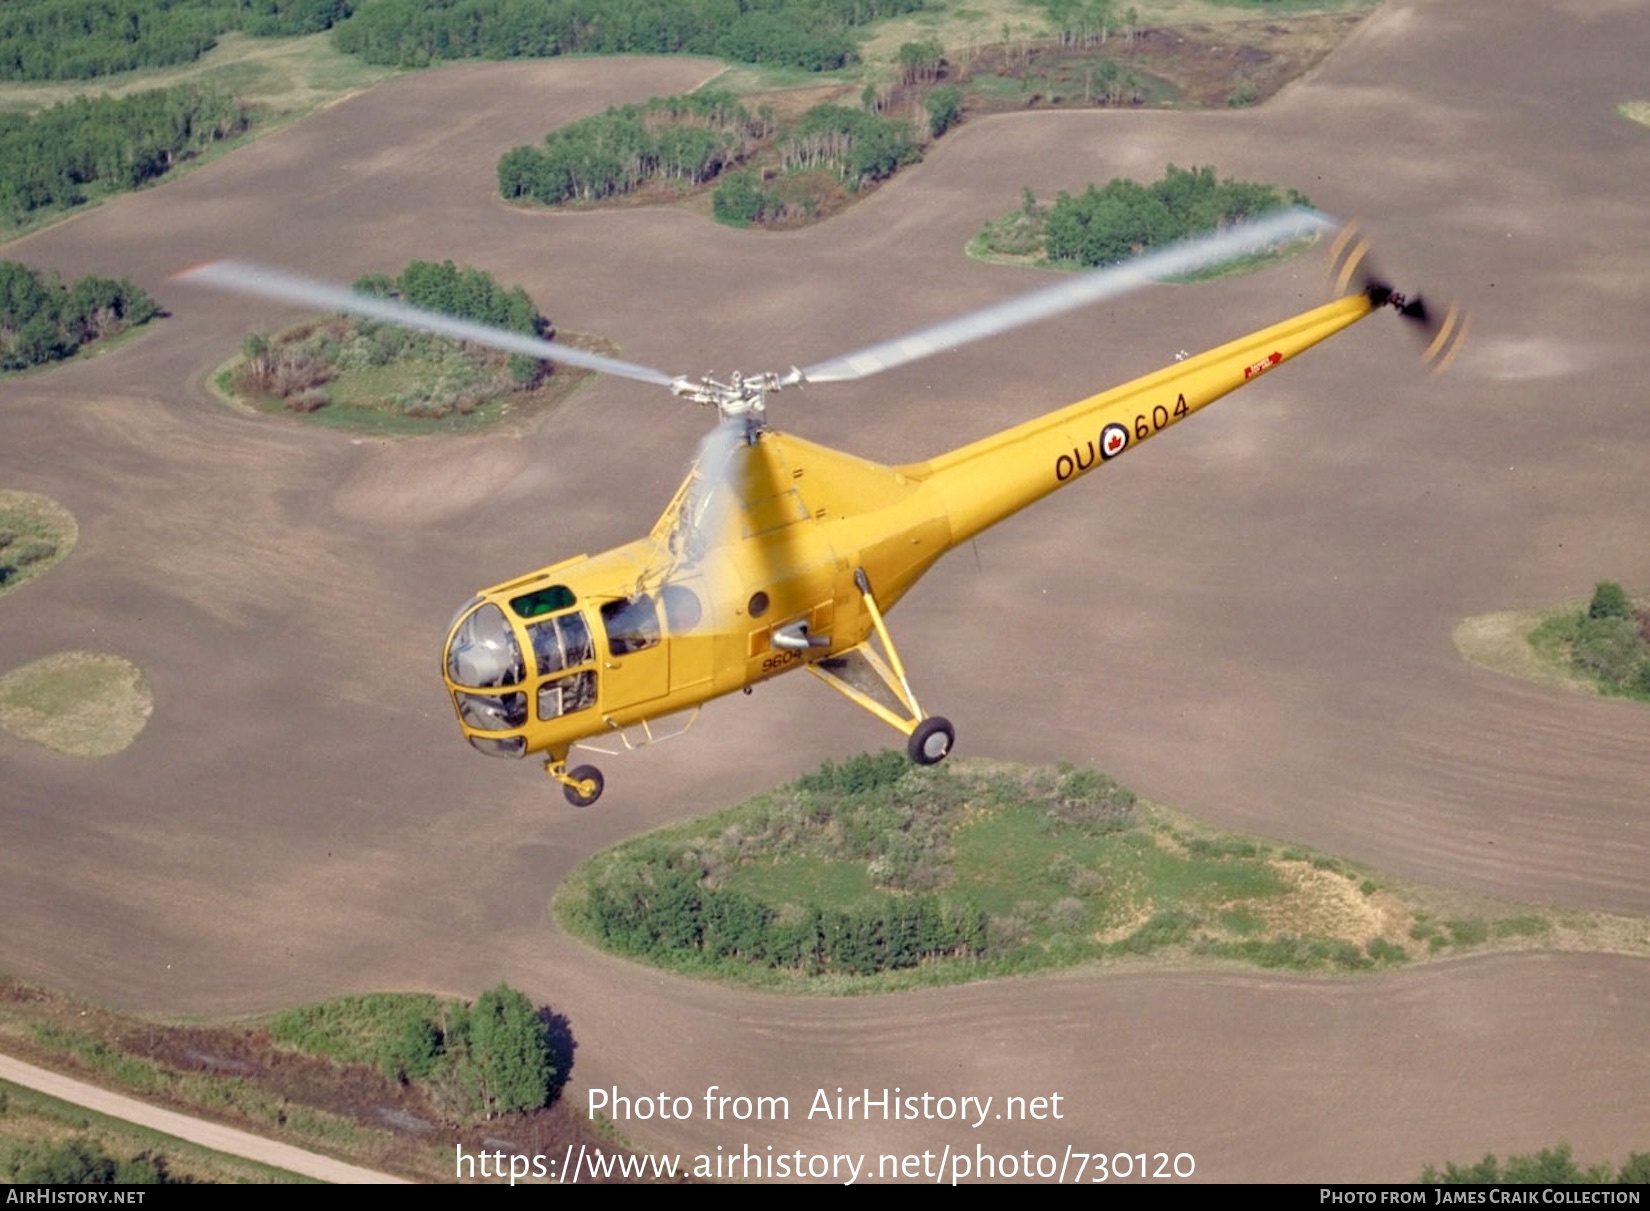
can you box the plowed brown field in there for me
[3,4,1647,1181]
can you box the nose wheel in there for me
[546,756,604,807]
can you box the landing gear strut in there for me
[807,567,957,766]
[546,754,604,807]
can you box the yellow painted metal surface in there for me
[441,292,1379,765]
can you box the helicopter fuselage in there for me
[441,289,1381,784]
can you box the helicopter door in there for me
[661,581,714,692]
[598,592,669,712]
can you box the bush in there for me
[1588,581,1632,620]
[794,749,910,796]
[925,85,964,138]
[0,261,160,370]
[6,1138,172,1184]
[1042,164,1308,268]
[1420,1143,1620,1184]
[1365,937,1407,964]
[463,984,555,1117]
[712,170,768,226]
[1120,908,1196,954]
[1572,616,1642,688]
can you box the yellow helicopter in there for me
[185,211,1462,806]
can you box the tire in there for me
[563,764,604,808]
[907,716,955,766]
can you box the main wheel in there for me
[907,716,955,766]
[563,764,604,808]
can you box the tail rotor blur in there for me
[1328,222,1469,374]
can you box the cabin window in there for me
[538,670,596,720]
[527,611,594,676]
[601,594,661,656]
[661,584,703,633]
[468,735,525,759]
[453,690,527,732]
[510,584,576,618]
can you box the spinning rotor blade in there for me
[793,207,1336,385]
[1326,224,1469,373]
[664,417,749,599]
[176,260,676,387]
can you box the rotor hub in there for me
[671,369,800,435]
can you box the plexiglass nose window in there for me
[446,602,524,688]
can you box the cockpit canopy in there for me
[444,585,604,759]
[445,601,523,688]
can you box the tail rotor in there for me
[1328,222,1469,374]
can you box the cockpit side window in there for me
[538,670,596,720]
[527,610,594,676]
[600,594,661,656]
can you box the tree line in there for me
[271,984,560,1120]
[0,0,924,82]
[0,86,248,225]
[775,102,920,182]
[499,91,771,207]
[354,258,545,336]
[1033,0,1142,49]
[582,861,989,976]
[0,0,351,82]
[712,101,927,225]
[974,165,1310,268]
[1044,163,1309,267]
[502,89,935,228]
[0,260,159,372]
[5,1135,182,1184]
[1421,1143,1650,1184]
[334,0,920,71]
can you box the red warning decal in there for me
[1243,351,1284,380]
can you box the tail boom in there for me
[898,291,1379,547]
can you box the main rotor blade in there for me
[793,207,1336,385]
[176,261,676,388]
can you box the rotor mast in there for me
[669,369,804,440]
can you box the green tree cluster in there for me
[0,86,248,225]
[334,0,921,71]
[499,91,765,207]
[0,529,58,587]
[1042,163,1309,267]
[584,861,988,975]
[500,90,935,229]
[0,0,351,82]
[1564,581,1650,698]
[711,101,923,224]
[354,259,544,337]
[575,752,1145,977]
[778,102,921,184]
[924,84,964,137]
[235,260,554,419]
[4,1137,177,1184]
[0,261,159,372]
[711,169,770,225]
[453,985,557,1119]
[271,984,557,1119]
[1420,1143,1650,1184]
[896,37,944,85]
[0,0,921,84]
